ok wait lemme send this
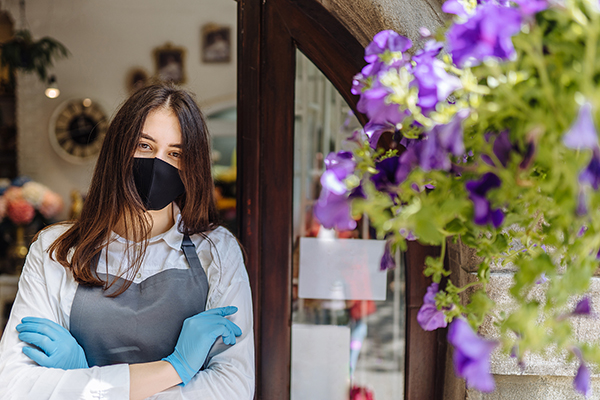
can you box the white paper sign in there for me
[298,237,387,301]
[291,324,351,400]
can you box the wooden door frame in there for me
[237,0,447,398]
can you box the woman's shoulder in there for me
[34,222,73,249]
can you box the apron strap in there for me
[181,235,203,270]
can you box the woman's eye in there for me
[138,143,151,150]
[171,152,181,158]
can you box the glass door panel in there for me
[290,49,406,400]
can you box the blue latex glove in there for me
[16,317,89,370]
[163,306,242,385]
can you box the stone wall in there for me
[449,239,600,399]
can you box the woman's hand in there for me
[16,317,89,370]
[162,306,242,385]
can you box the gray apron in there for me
[69,235,209,367]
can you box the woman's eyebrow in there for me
[140,133,156,142]
[140,133,181,148]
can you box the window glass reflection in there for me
[291,49,405,400]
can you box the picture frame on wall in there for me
[154,43,186,84]
[201,24,231,64]
[126,67,149,93]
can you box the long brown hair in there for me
[48,82,220,295]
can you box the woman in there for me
[0,83,255,399]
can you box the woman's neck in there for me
[146,203,175,238]
[114,203,175,241]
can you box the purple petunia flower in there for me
[446,3,522,67]
[321,152,355,195]
[433,110,469,157]
[535,272,548,284]
[573,297,592,316]
[563,102,598,150]
[364,30,413,64]
[572,347,593,398]
[466,172,504,227]
[412,57,462,115]
[364,121,395,149]
[357,80,409,126]
[579,148,600,190]
[417,283,448,331]
[574,362,592,398]
[314,151,358,231]
[371,156,401,193]
[380,239,396,271]
[395,144,420,184]
[416,132,452,172]
[314,190,357,231]
[412,40,444,64]
[448,318,498,392]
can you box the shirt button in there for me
[136,273,142,279]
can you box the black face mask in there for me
[132,157,185,211]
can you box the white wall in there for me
[3,0,237,219]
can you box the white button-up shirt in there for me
[0,218,255,399]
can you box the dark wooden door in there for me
[237,0,448,398]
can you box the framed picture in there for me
[202,24,231,63]
[126,67,149,93]
[154,43,186,84]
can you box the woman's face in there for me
[135,108,182,169]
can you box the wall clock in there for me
[49,98,108,163]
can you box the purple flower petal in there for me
[314,190,357,231]
[364,122,395,149]
[365,30,412,63]
[493,130,513,167]
[563,103,598,150]
[416,132,452,171]
[413,40,444,64]
[442,0,471,19]
[380,240,396,271]
[573,297,592,316]
[433,110,469,156]
[512,0,549,17]
[466,172,502,196]
[448,319,497,392]
[412,58,462,115]
[320,151,355,194]
[417,283,448,331]
[466,173,504,227]
[446,3,521,67]
[579,148,600,190]
[535,272,548,284]
[357,84,408,126]
[574,361,592,398]
[372,156,401,192]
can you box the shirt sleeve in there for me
[0,233,130,400]
[148,230,255,400]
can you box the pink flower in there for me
[7,198,35,225]
[39,190,63,219]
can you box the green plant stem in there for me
[521,35,568,130]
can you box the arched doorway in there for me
[237,1,448,398]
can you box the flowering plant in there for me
[314,0,600,395]
[0,177,63,225]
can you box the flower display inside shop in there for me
[314,0,600,395]
[0,177,64,225]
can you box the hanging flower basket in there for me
[315,0,600,396]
